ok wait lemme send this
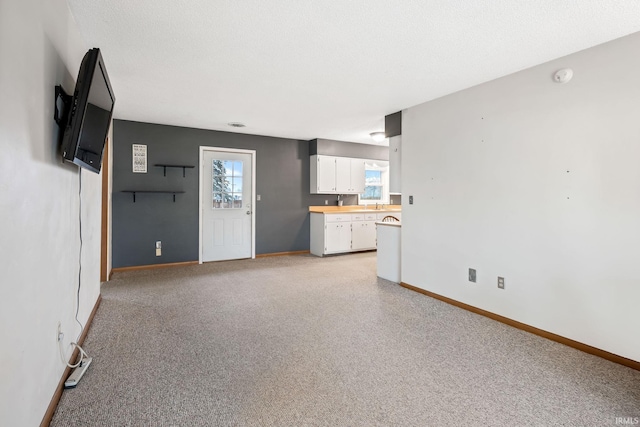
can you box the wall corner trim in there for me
[399,282,640,371]
[40,294,102,427]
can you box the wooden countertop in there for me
[309,205,401,214]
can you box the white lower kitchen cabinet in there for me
[351,221,376,250]
[351,213,377,250]
[310,211,399,256]
[310,213,352,256]
[325,222,351,253]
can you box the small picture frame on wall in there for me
[132,144,147,173]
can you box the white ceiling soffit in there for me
[66,0,640,144]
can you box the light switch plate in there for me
[469,268,476,283]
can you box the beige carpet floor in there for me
[51,252,640,426]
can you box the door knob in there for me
[246,211,251,215]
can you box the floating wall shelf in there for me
[154,164,195,177]
[121,190,185,203]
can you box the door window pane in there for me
[212,159,243,209]
[231,193,242,208]
[233,161,243,175]
[223,160,233,175]
[231,177,243,193]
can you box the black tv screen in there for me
[61,48,115,174]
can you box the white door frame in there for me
[199,146,256,263]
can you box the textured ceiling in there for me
[66,0,640,144]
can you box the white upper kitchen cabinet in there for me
[350,158,366,193]
[336,157,365,193]
[310,155,366,194]
[310,154,337,193]
[335,157,351,193]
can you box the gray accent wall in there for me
[385,111,402,137]
[113,120,383,267]
[309,138,389,160]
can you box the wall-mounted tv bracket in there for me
[54,85,72,127]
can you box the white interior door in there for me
[200,148,255,262]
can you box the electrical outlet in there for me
[257,195,261,201]
[156,241,161,257]
[498,277,505,289]
[409,195,414,205]
[469,268,476,283]
[325,200,328,205]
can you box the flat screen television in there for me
[61,48,115,174]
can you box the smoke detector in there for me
[553,68,573,84]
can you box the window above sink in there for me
[358,160,389,205]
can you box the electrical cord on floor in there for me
[58,339,89,369]
[75,168,84,342]
[58,168,90,370]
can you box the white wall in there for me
[402,32,640,363]
[0,0,102,425]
